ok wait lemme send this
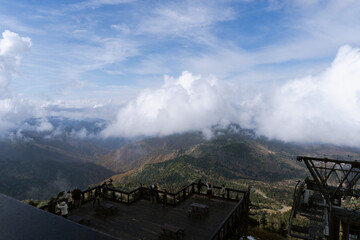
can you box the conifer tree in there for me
[278,221,287,236]
[260,213,267,228]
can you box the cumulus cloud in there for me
[102,71,238,138]
[249,45,360,146]
[35,117,54,132]
[0,30,31,92]
[69,128,95,139]
[0,30,32,135]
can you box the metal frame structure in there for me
[289,156,360,240]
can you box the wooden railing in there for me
[79,182,247,206]
[81,186,144,205]
[208,189,250,240]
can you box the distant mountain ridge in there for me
[104,134,306,190]
[98,125,360,191]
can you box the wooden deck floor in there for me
[69,195,237,240]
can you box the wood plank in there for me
[69,196,237,240]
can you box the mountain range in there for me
[1,117,360,201]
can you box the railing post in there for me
[227,189,230,200]
[244,189,250,237]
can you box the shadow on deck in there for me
[70,195,236,240]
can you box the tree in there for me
[56,191,64,200]
[278,221,287,237]
[28,200,39,207]
[260,213,268,228]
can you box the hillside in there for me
[100,128,360,210]
[100,125,360,179]
[99,132,205,172]
[0,159,114,200]
[0,117,124,200]
[108,140,304,190]
[0,140,116,200]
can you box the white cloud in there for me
[63,37,138,76]
[0,30,31,91]
[248,45,360,146]
[70,0,134,10]
[8,129,33,142]
[36,117,54,132]
[0,99,16,133]
[41,99,126,121]
[137,1,236,45]
[102,71,238,138]
[104,70,124,75]
[12,117,54,136]
[70,128,90,139]
[111,24,131,34]
[0,30,32,135]
[94,38,138,64]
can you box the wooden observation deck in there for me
[42,182,250,240]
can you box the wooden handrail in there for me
[209,198,244,239]
[208,190,250,240]
[128,187,143,195]
[173,183,194,195]
[41,182,248,211]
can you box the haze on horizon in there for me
[1,0,360,146]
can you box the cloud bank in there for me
[104,45,360,147]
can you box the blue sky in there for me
[0,0,347,100]
[2,0,360,145]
